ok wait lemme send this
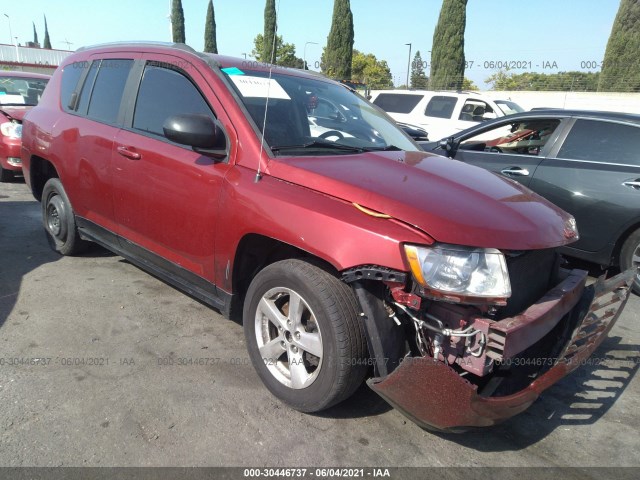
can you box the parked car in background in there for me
[421,109,640,293]
[0,71,50,181]
[369,89,524,141]
[397,122,429,141]
[21,43,634,431]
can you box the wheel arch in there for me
[29,155,59,202]
[230,233,410,376]
[229,233,338,319]
[612,221,640,267]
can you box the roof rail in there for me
[77,41,198,54]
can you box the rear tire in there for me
[620,229,640,295]
[243,259,368,412]
[42,178,87,255]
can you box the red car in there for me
[20,43,634,431]
[0,71,50,181]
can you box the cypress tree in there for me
[263,0,277,63]
[430,0,467,90]
[599,0,640,92]
[171,0,186,44]
[410,51,429,89]
[324,0,354,80]
[43,15,52,49]
[33,22,39,45]
[204,0,218,53]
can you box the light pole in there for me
[168,0,172,42]
[304,41,318,70]
[3,14,13,45]
[405,43,412,89]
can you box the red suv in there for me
[21,43,634,431]
[0,71,49,181]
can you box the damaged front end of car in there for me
[344,245,635,431]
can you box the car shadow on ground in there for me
[433,335,639,450]
[0,196,115,329]
[0,199,61,328]
[317,381,394,419]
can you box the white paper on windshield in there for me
[0,94,24,105]
[230,76,290,100]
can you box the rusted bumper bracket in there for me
[368,269,635,430]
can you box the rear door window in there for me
[557,119,640,166]
[76,61,100,115]
[86,59,133,125]
[424,96,457,119]
[372,93,423,114]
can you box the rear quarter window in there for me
[373,93,423,114]
[60,62,84,112]
[557,119,640,166]
[424,96,458,119]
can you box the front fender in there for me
[214,166,433,292]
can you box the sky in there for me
[0,0,622,90]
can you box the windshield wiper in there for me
[270,140,366,154]
[363,145,402,152]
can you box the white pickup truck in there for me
[369,90,523,141]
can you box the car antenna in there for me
[256,0,280,183]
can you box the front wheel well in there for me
[612,222,640,267]
[29,156,59,202]
[230,234,337,321]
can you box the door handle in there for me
[501,167,530,177]
[622,180,640,190]
[117,146,141,160]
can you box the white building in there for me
[0,43,72,74]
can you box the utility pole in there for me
[405,43,412,89]
[304,41,318,70]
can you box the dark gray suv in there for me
[422,110,640,293]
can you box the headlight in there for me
[404,244,511,302]
[0,122,22,139]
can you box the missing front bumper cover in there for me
[368,269,634,430]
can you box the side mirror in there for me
[438,137,457,158]
[163,113,228,159]
[482,112,497,121]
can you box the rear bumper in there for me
[368,269,634,430]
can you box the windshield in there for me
[0,76,49,106]
[224,69,419,155]
[495,100,525,115]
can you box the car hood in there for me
[0,106,33,122]
[267,150,575,250]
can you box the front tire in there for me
[243,259,368,412]
[620,229,640,295]
[42,178,87,255]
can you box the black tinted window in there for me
[373,93,422,114]
[76,61,99,114]
[424,96,457,119]
[133,65,213,137]
[558,119,640,166]
[86,59,133,124]
[60,62,84,112]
